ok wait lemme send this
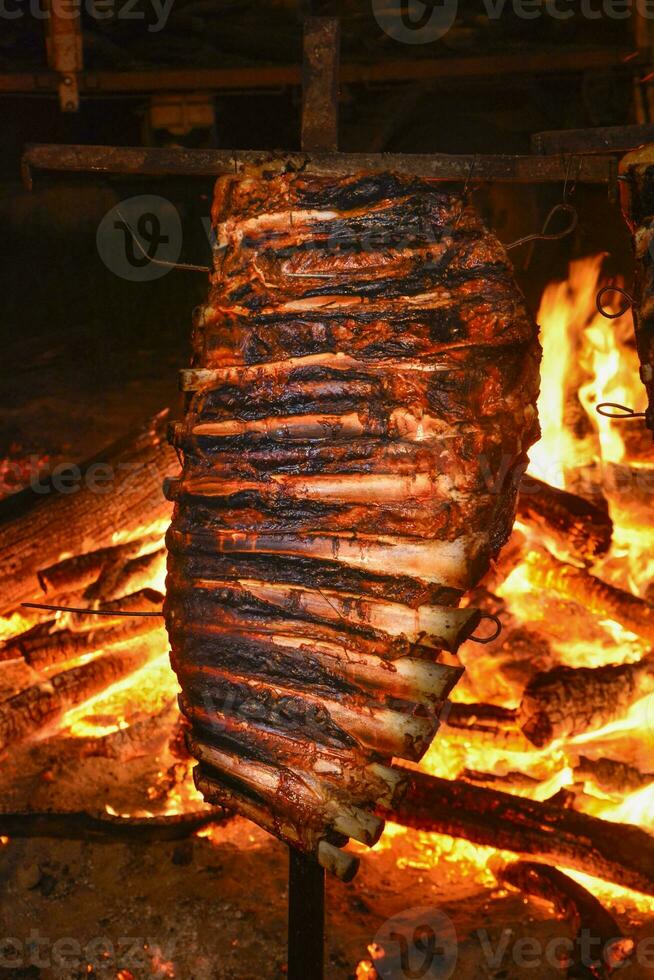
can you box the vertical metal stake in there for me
[288,847,325,980]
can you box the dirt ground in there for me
[2,815,654,980]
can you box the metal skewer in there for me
[288,849,326,980]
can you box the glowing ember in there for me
[3,252,654,939]
[401,254,654,909]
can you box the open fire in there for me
[2,254,654,972]
[402,255,654,860]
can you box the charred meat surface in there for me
[164,169,541,878]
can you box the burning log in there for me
[518,651,654,747]
[0,412,176,616]
[441,701,534,752]
[573,756,654,797]
[84,547,166,604]
[37,539,162,599]
[1,591,164,670]
[523,548,654,643]
[499,861,635,978]
[516,477,612,563]
[0,807,224,842]
[64,698,178,762]
[459,768,541,792]
[387,769,654,896]
[0,635,162,753]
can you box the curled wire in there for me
[596,285,633,319]
[469,613,503,644]
[22,602,163,618]
[595,402,647,420]
[593,287,643,420]
[505,202,578,251]
[451,155,479,230]
[562,153,580,202]
[114,207,211,274]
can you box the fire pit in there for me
[2,227,654,977]
[5,13,654,973]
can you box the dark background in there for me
[0,0,639,470]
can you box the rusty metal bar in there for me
[531,123,654,155]
[0,47,641,98]
[301,16,339,153]
[21,143,619,191]
[288,849,325,980]
[43,0,83,112]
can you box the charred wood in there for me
[63,699,178,762]
[524,549,654,643]
[387,770,654,897]
[573,756,654,797]
[518,651,654,747]
[84,548,166,604]
[38,539,160,599]
[517,477,612,563]
[1,593,163,670]
[0,412,176,616]
[499,861,635,979]
[441,701,534,752]
[459,768,542,792]
[0,807,225,842]
[0,636,161,753]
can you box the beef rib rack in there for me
[164,169,541,879]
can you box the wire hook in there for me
[469,613,503,644]
[562,154,580,201]
[114,207,211,274]
[505,202,578,251]
[596,285,633,319]
[595,402,647,419]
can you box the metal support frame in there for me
[43,0,83,112]
[0,47,640,100]
[288,849,326,980]
[302,16,339,152]
[21,142,623,192]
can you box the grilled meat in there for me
[164,169,540,878]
